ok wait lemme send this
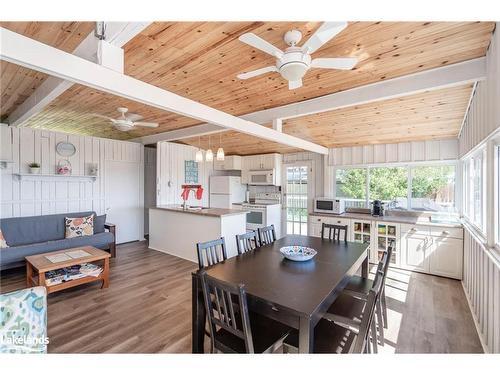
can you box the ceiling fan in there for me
[90,107,159,132]
[236,22,357,90]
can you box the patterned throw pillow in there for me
[0,229,8,248]
[65,215,94,238]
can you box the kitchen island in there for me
[148,205,248,263]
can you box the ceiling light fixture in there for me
[216,132,225,161]
[205,136,213,162]
[195,136,203,162]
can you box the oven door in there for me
[245,208,267,230]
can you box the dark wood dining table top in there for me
[204,235,370,318]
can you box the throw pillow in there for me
[0,229,8,248]
[65,215,94,238]
[94,214,106,234]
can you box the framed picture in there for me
[185,160,198,184]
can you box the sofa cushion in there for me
[65,214,94,238]
[0,211,96,247]
[0,232,114,268]
[94,214,106,234]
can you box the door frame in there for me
[281,161,315,235]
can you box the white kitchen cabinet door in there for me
[214,156,242,171]
[401,234,429,273]
[429,237,463,279]
[261,154,276,169]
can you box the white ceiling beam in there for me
[6,22,151,127]
[272,118,283,132]
[0,27,328,155]
[133,57,486,144]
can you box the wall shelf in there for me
[12,173,98,182]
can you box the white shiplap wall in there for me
[0,124,144,219]
[328,139,459,167]
[459,25,500,353]
[157,141,213,207]
[459,23,500,156]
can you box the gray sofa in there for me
[0,211,115,270]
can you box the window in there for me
[334,163,456,212]
[410,165,456,212]
[463,148,486,232]
[335,168,367,208]
[369,167,408,209]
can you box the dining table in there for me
[191,234,370,353]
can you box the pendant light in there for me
[216,132,225,161]
[205,135,213,162]
[195,136,203,163]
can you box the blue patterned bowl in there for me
[279,246,317,262]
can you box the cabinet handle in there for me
[442,230,450,235]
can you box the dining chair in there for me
[283,275,383,354]
[320,223,348,242]
[343,245,393,331]
[258,224,276,246]
[200,270,291,353]
[323,247,392,349]
[236,230,261,255]
[196,237,228,269]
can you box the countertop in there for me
[309,211,463,228]
[151,205,249,218]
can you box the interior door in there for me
[106,161,143,244]
[282,162,312,235]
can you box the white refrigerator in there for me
[210,176,247,209]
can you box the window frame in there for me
[462,146,487,235]
[333,161,458,213]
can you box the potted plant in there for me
[28,162,41,174]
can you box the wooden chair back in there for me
[236,230,261,255]
[196,237,228,269]
[352,274,384,353]
[321,223,348,242]
[200,270,254,353]
[258,224,276,246]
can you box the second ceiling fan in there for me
[236,22,357,90]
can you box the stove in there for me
[242,192,282,237]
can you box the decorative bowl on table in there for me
[279,246,317,262]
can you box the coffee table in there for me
[25,246,110,294]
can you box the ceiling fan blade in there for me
[133,122,159,128]
[237,66,277,80]
[90,113,116,122]
[288,80,303,90]
[311,57,358,70]
[125,113,143,122]
[301,22,348,54]
[239,33,283,58]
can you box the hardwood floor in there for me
[0,241,483,353]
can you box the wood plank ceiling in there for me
[0,21,495,152]
[0,22,95,121]
[178,84,473,154]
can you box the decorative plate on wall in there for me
[56,142,76,157]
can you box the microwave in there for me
[248,169,275,185]
[314,198,345,214]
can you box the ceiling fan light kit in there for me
[91,107,160,132]
[236,22,357,90]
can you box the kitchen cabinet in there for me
[308,215,350,240]
[213,155,242,171]
[375,222,400,267]
[351,219,376,263]
[400,224,463,279]
[241,153,282,185]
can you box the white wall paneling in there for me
[157,141,213,208]
[328,139,459,167]
[463,228,500,353]
[459,23,500,157]
[144,147,157,234]
[0,125,144,244]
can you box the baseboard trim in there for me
[147,245,197,265]
[461,280,489,353]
